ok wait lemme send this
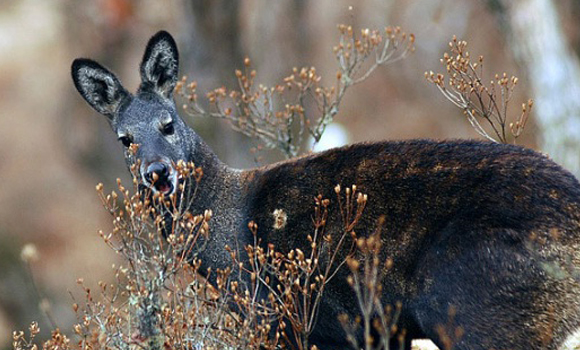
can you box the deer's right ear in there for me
[71,59,130,119]
[138,31,179,99]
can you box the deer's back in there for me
[242,139,580,262]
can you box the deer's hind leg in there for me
[411,228,580,350]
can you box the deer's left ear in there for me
[138,31,179,99]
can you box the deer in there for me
[71,30,580,350]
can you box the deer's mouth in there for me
[153,171,179,196]
[153,176,174,194]
[143,162,178,196]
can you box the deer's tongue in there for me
[157,183,172,193]
[153,177,173,194]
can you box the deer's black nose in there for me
[145,162,170,183]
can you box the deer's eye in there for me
[118,135,133,147]
[161,122,174,136]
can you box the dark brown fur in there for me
[221,140,580,349]
[72,31,580,350]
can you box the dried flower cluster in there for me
[176,25,414,158]
[426,36,533,144]
[13,322,41,350]
[339,220,403,350]
[14,322,71,350]
[434,306,464,350]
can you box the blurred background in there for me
[2,0,580,348]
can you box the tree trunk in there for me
[490,0,580,177]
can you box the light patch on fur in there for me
[272,209,287,230]
[560,328,580,350]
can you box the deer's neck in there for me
[186,137,250,275]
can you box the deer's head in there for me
[72,31,191,196]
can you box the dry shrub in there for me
[176,25,414,158]
[13,155,401,350]
[426,36,532,144]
